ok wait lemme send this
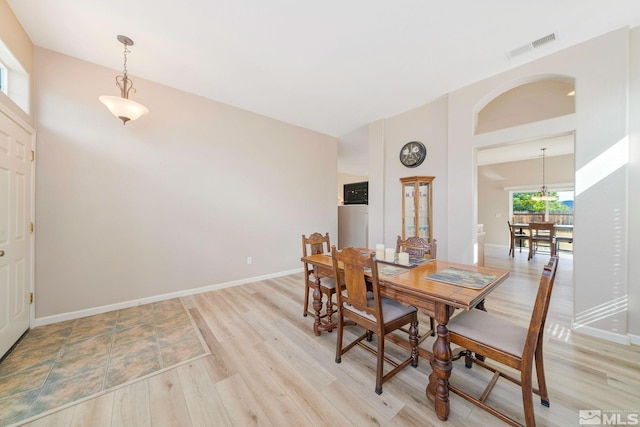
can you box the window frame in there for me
[0,60,7,95]
[509,185,574,223]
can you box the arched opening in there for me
[475,77,575,134]
[474,75,576,267]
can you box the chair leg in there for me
[303,282,310,317]
[535,343,550,407]
[335,313,344,364]
[521,370,536,427]
[410,318,419,367]
[325,292,334,328]
[464,350,474,369]
[375,333,384,395]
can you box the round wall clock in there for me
[399,141,426,168]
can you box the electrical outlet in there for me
[247,256,252,264]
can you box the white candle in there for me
[375,244,385,260]
[398,252,410,265]
[385,248,395,262]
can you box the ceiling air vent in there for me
[507,32,557,59]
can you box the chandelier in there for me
[531,148,557,201]
[99,35,149,124]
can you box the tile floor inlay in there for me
[0,298,209,426]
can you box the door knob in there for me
[0,250,4,256]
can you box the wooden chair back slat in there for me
[395,236,437,259]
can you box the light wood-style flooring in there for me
[11,247,640,426]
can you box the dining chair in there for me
[395,235,437,260]
[447,255,559,427]
[554,234,573,256]
[302,232,336,327]
[528,222,556,260]
[508,221,528,257]
[396,235,436,335]
[331,246,419,395]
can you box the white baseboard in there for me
[572,324,632,345]
[31,267,304,327]
[629,334,640,346]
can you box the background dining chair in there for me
[528,222,556,260]
[395,235,437,260]
[508,220,528,257]
[447,256,559,427]
[302,233,336,328]
[396,235,436,335]
[331,246,418,395]
[554,235,573,256]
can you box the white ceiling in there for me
[7,1,640,174]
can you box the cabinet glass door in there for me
[403,183,416,238]
[400,176,434,242]
[417,182,430,239]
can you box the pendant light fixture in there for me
[531,148,557,201]
[99,35,149,124]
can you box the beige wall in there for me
[384,101,449,252]
[478,154,575,246]
[33,48,338,319]
[368,99,449,253]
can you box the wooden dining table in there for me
[511,223,574,256]
[511,223,574,234]
[300,251,509,421]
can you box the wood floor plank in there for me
[21,406,75,427]
[212,291,265,343]
[187,306,237,382]
[111,378,151,427]
[69,392,114,427]
[175,359,233,427]
[190,293,237,343]
[214,373,274,427]
[192,291,263,345]
[230,311,355,426]
[220,332,317,426]
[391,404,442,427]
[321,379,397,426]
[240,309,337,390]
[148,369,192,427]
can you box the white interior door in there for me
[0,107,33,358]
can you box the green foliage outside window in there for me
[513,192,570,213]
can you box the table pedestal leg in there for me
[312,277,323,336]
[426,302,452,421]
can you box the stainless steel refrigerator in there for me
[338,205,368,249]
